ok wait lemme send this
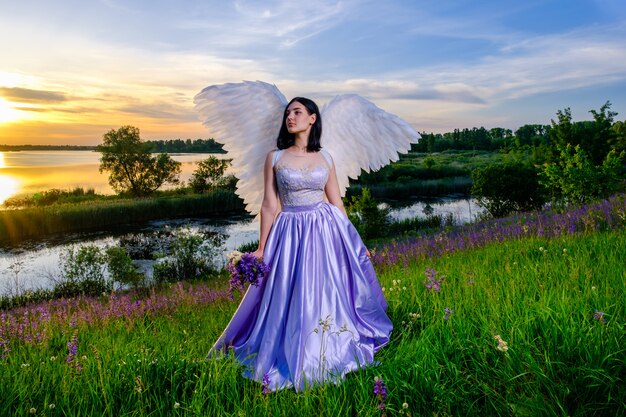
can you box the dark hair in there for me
[276,97,322,151]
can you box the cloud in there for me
[0,87,66,103]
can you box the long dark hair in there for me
[276,97,322,151]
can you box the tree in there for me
[539,144,625,207]
[189,156,231,193]
[471,162,546,217]
[97,126,181,197]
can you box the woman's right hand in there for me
[251,248,264,259]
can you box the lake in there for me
[0,151,483,294]
[0,150,226,204]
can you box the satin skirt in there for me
[209,202,392,391]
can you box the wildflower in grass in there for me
[29,408,36,414]
[494,335,509,352]
[466,272,475,286]
[593,310,607,323]
[373,376,387,413]
[226,251,270,296]
[66,330,82,371]
[444,307,454,320]
[262,372,272,395]
[49,404,55,410]
[0,339,9,361]
[424,268,444,292]
[174,402,180,409]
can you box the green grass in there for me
[1,229,624,416]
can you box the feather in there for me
[321,94,420,196]
[193,81,287,215]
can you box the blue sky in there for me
[1,0,625,144]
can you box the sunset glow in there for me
[0,98,24,124]
[0,175,18,204]
[0,1,625,145]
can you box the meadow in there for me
[1,195,624,416]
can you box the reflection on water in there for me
[0,174,19,205]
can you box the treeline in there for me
[0,138,225,153]
[413,102,626,159]
[148,138,225,153]
[0,144,97,151]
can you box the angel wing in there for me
[193,81,287,215]
[321,94,421,196]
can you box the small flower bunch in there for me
[443,307,455,320]
[424,268,444,292]
[494,335,509,352]
[593,310,607,323]
[373,376,388,413]
[226,251,270,295]
[261,372,272,395]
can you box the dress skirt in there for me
[209,202,392,391]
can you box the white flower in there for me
[226,250,243,263]
[402,402,409,409]
[50,356,57,361]
[174,402,180,409]
[29,408,36,414]
[49,404,56,409]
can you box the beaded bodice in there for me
[273,150,331,207]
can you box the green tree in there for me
[346,188,390,240]
[189,156,231,193]
[471,162,546,217]
[540,144,625,207]
[97,126,181,197]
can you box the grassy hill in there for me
[1,196,624,416]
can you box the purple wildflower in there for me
[424,268,444,292]
[373,376,387,412]
[227,252,270,295]
[66,330,82,371]
[593,310,607,323]
[444,307,455,320]
[261,372,271,395]
[0,339,9,361]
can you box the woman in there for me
[209,97,393,391]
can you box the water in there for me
[0,150,227,203]
[0,197,482,294]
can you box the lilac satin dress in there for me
[209,149,392,391]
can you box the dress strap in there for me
[272,149,284,167]
[319,148,333,168]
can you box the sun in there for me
[0,98,25,123]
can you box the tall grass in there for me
[1,198,624,416]
[0,190,245,244]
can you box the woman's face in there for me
[285,101,316,136]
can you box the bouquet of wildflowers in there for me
[226,251,270,295]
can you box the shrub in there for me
[346,188,390,240]
[471,162,546,217]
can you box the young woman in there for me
[209,97,393,391]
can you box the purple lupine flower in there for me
[66,330,82,371]
[424,268,444,292]
[373,376,387,411]
[227,252,270,295]
[593,310,607,323]
[261,372,271,395]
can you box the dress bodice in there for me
[273,149,331,207]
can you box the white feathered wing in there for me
[321,94,421,197]
[193,81,287,215]
[193,82,420,215]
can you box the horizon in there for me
[1,0,625,145]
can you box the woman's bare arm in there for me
[252,151,280,258]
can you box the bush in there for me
[54,245,111,297]
[189,156,231,193]
[153,227,223,284]
[471,162,546,217]
[105,246,144,289]
[540,144,625,208]
[346,188,390,240]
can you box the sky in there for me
[1,0,626,145]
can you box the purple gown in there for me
[209,149,392,391]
